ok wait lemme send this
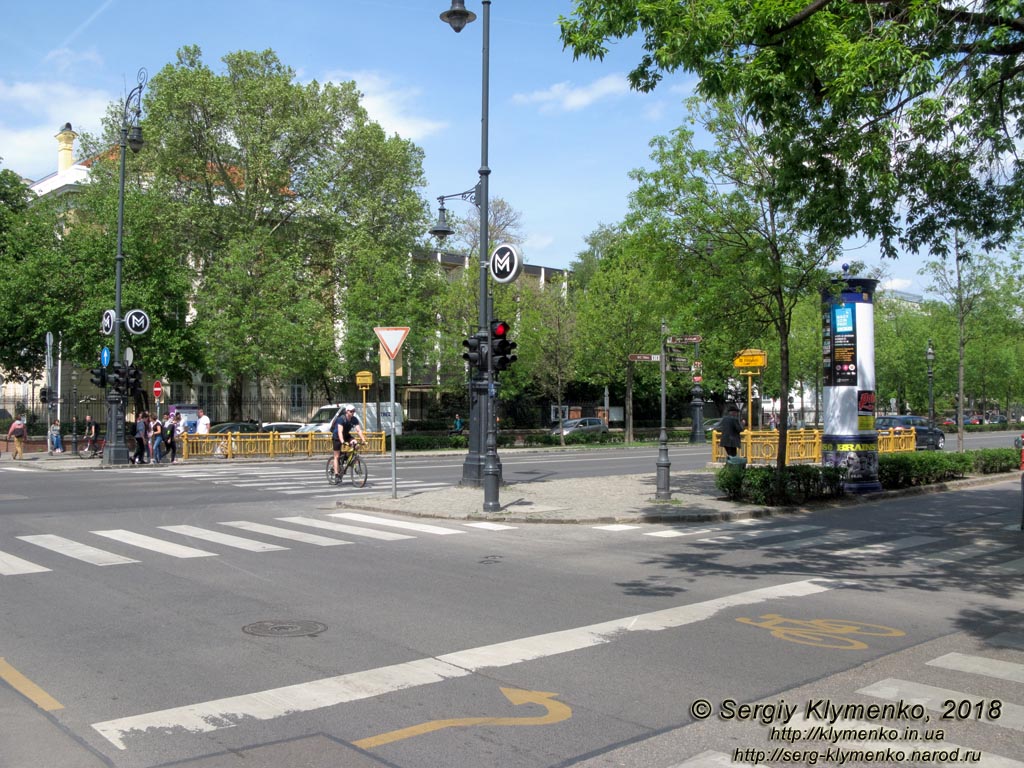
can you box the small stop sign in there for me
[153,381,163,399]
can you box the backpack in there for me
[165,422,175,440]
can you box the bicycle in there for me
[326,441,367,488]
[735,613,905,650]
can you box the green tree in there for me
[627,101,838,467]
[560,1,1024,257]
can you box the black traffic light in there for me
[110,363,127,394]
[490,319,518,372]
[89,367,107,388]
[462,333,487,372]
[127,365,143,395]
[39,387,50,404]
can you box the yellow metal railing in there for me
[711,428,918,464]
[179,431,387,460]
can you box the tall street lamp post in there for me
[433,0,501,511]
[72,368,78,455]
[104,69,146,466]
[926,339,935,424]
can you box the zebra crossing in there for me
[0,512,518,577]
[672,635,1024,767]
[590,519,1024,572]
[151,462,455,498]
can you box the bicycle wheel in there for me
[348,456,367,488]
[768,629,868,650]
[326,458,342,486]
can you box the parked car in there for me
[875,415,945,450]
[703,418,724,436]
[261,421,304,433]
[550,417,608,437]
[208,421,260,434]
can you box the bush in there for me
[716,464,848,505]
[972,448,1019,474]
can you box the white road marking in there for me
[833,535,940,557]
[766,529,874,551]
[645,529,712,538]
[698,524,822,543]
[158,526,287,552]
[90,530,217,559]
[218,521,348,546]
[858,679,1024,732]
[918,540,1017,564]
[593,524,641,532]
[0,550,51,575]
[927,652,1024,683]
[91,578,835,749]
[18,535,139,566]
[991,556,1024,572]
[281,516,413,541]
[463,522,517,530]
[331,512,464,535]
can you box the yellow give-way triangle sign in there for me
[353,687,572,749]
[374,326,410,360]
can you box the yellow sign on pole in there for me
[356,370,374,390]
[733,349,767,369]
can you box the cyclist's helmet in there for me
[344,404,355,412]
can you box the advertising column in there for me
[821,271,881,493]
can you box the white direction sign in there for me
[101,310,117,336]
[124,309,151,335]
[373,327,410,360]
[489,243,523,284]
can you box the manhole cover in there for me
[242,620,327,638]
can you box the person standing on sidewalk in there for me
[719,405,744,458]
[133,412,148,465]
[7,416,27,460]
[49,419,65,454]
[196,409,211,435]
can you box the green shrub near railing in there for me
[716,464,848,505]
[718,448,1018,504]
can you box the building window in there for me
[198,383,216,414]
[290,381,305,411]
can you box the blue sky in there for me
[0,0,923,291]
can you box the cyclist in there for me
[331,404,366,478]
[82,415,99,457]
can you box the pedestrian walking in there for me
[151,417,164,463]
[719,405,744,458]
[164,413,179,463]
[133,412,148,465]
[7,416,27,460]
[197,408,211,435]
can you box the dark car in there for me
[209,421,260,434]
[875,415,945,450]
[550,417,609,437]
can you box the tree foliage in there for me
[560,1,1024,257]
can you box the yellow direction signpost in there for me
[733,349,767,425]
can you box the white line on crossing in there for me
[18,534,139,566]
[463,521,517,530]
[218,521,348,546]
[280,516,413,541]
[91,578,835,749]
[91,530,217,559]
[833,535,941,557]
[0,549,51,575]
[927,652,1024,684]
[858,678,1024,732]
[330,512,464,535]
[158,526,287,552]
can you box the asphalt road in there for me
[0,441,1021,768]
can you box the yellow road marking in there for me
[353,687,571,749]
[0,657,64,711]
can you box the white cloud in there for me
[43,47,104,75]
[325,69,446,141]
[0,80,111,179]
[512,74,630,113]
[881,277,914,291]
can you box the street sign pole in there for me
[373,327,410,501]
[656,323,671,500]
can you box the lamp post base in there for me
[103,392,131,466]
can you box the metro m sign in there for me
[490,243,523,284]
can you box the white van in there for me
[296,403,404,436]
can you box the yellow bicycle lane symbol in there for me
[736,614,905,650]
[354,687,572,749]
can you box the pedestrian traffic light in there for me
[462,334,487,372]
[89,367,107,388]
[39,387,49,404]
[110,364,126,394]
[490,319,518,372]
[127,365,143,395]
